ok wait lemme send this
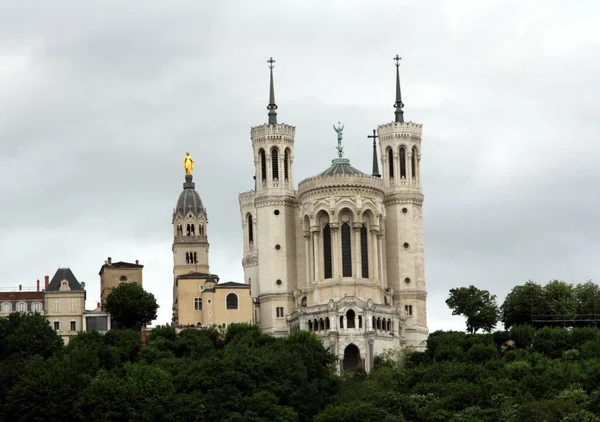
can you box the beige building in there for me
[99,257,143,308]
[238,58,428,372]
[43,268,86,345]
[171,166,252,326]
[176,273,252,328]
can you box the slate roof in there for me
[98,261,143,276]
[217,281,250,289]
[46,268,84,292]
[319,158,364,177]
[174,174,206,219]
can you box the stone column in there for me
[353,223,362,278]
[392,149,400,186]
[407,151,413,187]
[266,152,272,186]
[330,223,340,279]
[311,226,320,281]
[370,227,379,284]
[304,232,312,284]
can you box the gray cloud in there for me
[1,0,599,331]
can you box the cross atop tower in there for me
[267,57,278,124]
[393,54,404,123]
[393,55,401,67]
[267,57,276,69]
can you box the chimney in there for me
[36,279,40,292]
[81,281,85,290]
[45,275,49,289]
[107,257,112,265]
[135,260,139,265]
[97,301,100,309]
[19,284,22,291]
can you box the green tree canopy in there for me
[105,282,158,330]
[446,285,499,334]
[501,281,544,329]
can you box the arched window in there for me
[186,224,191,236]
[399,147,407,178]
[194,297,202,310]
[411,146,417,178]
[300,296,307,307]
[323,223,332,279]
[247,214,253,244]
[260,149,267,181]
[319,318,324,331]
[360,224,368,278]
[191,224,195,235]
[16,302,26,313]
[32,302,42,313]
[226,293,239,310]
[186,252,190,264]
[325,317,330,330]
[387,148,394,178]
[308,320,313,331]
[271,148,279,180]
[284,149,290,180]
[193,252,198,264]
[341,223,352,277]
[346,309,356,329]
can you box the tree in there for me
[446,286,499,334]
[573,281,600,326]
[105,282,158,330]
[0,312,63,360]
[501,281,544,329]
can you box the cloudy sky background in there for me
[1,0,599,331]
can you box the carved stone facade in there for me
[237,61,428,371]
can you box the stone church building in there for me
[238,57,429,371]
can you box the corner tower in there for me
[378,56,428,348]
[239,58,298,335]
[172,152,209,325]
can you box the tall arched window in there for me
[259,149,267,181]
[360,224,368,278]
[341,223,352,277]
[226,293,239,310]
[323,224,332,279]
[271,148,279,180]
[387,148,394,178]
[284,149,289,180]
[411,146,417,178]
[247,214,253,244]
[399,147,407,178]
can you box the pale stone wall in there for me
[100,264,143,306]
[44,291,85,344]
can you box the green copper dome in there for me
[319,158,364,176]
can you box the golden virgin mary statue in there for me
[184,152,194,175]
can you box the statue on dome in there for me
[184,152,194,175]
[333,122,344,158]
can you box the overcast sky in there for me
[1,1,599,332]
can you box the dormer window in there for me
[120,276,127,282]
[60,280,71,291]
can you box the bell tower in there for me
[172,153,209,325]
[240,58,298,335]
[378,56,428,347]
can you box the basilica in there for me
[172,56,428,372]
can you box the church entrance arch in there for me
[342,344,361,372]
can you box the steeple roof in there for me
[267,57,278,125]
[393,54,405,123]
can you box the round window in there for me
[402,208,408,214]
[404,277,411,284]
[274,209,280,216]
[276,279,282,286]
[403,242,409,249]
[275,244,281,250]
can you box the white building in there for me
[239,57,428,372]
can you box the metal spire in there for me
[368,129,380,177]
[393,54,404,123]
[267,57,278,125]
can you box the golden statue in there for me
[184,152,194,175]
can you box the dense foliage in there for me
[104,282,159,329]
[3,313,600,421]
[446,285,499,333]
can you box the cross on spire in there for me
[368,129,380,177]
[393,54,404,123]
[267,57,278,124]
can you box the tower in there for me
[172,153,210,325]
[239,58,298,335]
[378,56,428,347]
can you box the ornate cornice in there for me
[383,192,424,206]
[254,196,298,208]
[258,292,294,303]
